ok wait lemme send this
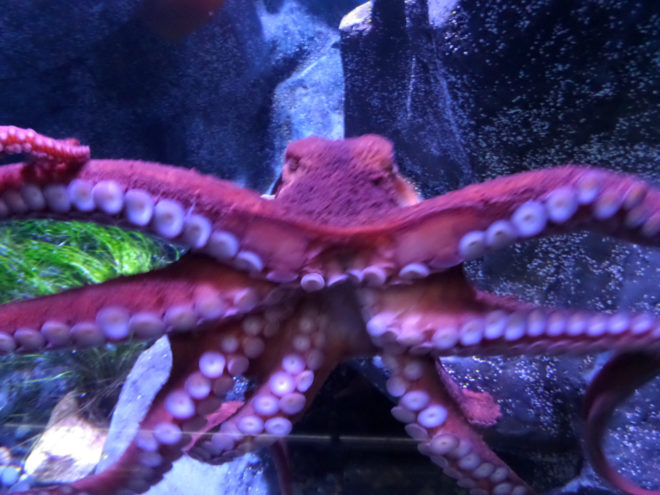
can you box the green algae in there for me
[0,219,183,303]
[0,220,183,433]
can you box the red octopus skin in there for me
[0,126,657,495]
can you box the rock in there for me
[147,454,270,495]
[102,337,274,493]
[0,0,361,191]
[0,1,141,78]
[341,0,473,195]
[100,338,172,469]
[341,0,659,186]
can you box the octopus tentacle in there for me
[382,352,532,495]
[0,255,281,352]
[1,131,658,292]
[360,278,533,492]
[187,300,342,464]
[584,352,660,495]
[0,157,381,287]
[360,270,660,358]
[361,271,659,494]
[388,166,658,277]
[3,333,246,495]
[433,360,501,429]
[8,307,294,495]
[124,312,302,495]
[0,126,90,167]
[0,158,298,275]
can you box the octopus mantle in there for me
[0,126,658,495]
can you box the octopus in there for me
[0,125,658,495]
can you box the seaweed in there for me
[0,219,182,303]
[0,220,182,461]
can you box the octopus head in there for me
[274,135,419,225]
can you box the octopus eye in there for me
[286,157,301,172]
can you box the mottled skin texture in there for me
[0,127,658,494]
[276,135,421,224]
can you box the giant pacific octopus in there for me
[0,125,658,495]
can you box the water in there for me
[0,1,658,493]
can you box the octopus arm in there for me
[379,165,659,275]
[2,154,658,293]
[183,298,347,467]
[3,331,244,495]
[231,165,660,289]
[357,275,534,492]
[0,255,279,352]
[361,270,660,359]
[15,297,349,495]
[375,347,532,493]
[1,296,334,494]
[359,272,660,493]
[584,352,660,495]
[0,158,380,288]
